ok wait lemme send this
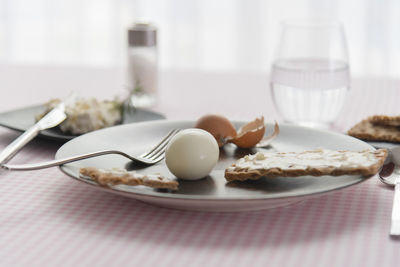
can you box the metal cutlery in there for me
[379,146,400,236]
[2,129,180,171]
[0,101,67,165]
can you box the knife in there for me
[0,102,67,165]
[390,147,400,235]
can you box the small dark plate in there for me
[0,104,165,142]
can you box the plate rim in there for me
[57,119,376,202]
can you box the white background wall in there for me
[0,0,399,77]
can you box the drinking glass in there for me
[270,20,349,128]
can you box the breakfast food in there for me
[256,121,280,147]
[195,114,237,147]
[37,97,122,134]
[80,167,178,190]
[230,117,265,148]
[224,148,387,181]
[195,114,279,148]
[369,115,400,127]
[348,117,400,143]
[165,128,219,180]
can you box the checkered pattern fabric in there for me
[0,77,399,267]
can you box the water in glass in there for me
[271,58,349,128]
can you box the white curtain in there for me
[0,0,399,77]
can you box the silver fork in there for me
[1,129,180,171]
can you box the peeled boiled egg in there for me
[165,128,219,180]
[194,114,237,147]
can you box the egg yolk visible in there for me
[165,128,219,180]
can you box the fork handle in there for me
[1,150,128,171]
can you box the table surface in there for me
[0,66,399,267]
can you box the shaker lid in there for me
[128,23,157,47]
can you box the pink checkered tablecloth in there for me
[0,68,399,267]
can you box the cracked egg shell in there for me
[230,116,265,148]
[194,114,237,147]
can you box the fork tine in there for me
[140,129,176,158]
[144,132,177,159]
[150,153,166,163]
[145,141,169,160]
[144,129,180,159]
[140,129,179,159]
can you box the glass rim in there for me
[281,19,344,29]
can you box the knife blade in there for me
[0,102,67,165]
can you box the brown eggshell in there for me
[231,116,265,148]
[195,114,237,147]
[256,121,280,148]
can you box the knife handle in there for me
[0,124,41,165]
[391,182,400,236]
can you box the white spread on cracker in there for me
[98,168,142,177]
[80,167,178,190]
[94,168,166,182]
[227,149,385,171]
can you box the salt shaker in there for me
[127,23,158,107]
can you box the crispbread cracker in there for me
[224,149,387,182]
[348,119,400,143]
[80,167,179,190]
[369,115,400,127]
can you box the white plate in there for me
[57,120,376,212]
